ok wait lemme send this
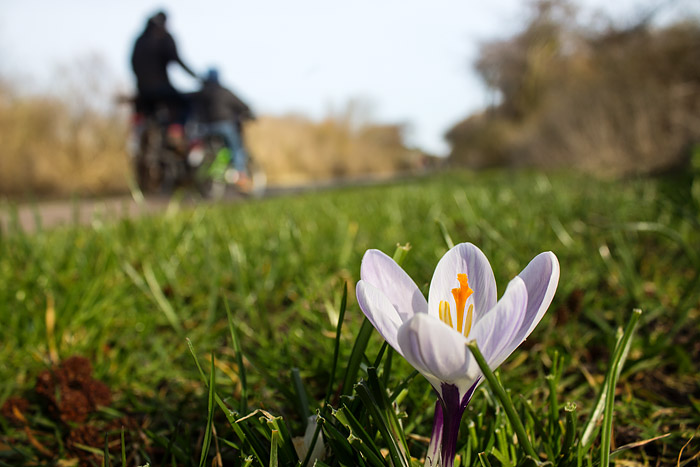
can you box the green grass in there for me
[1,170,698,465]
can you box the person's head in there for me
[205,68,220,85]
[147,10,167,30]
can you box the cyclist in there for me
[131,10,198,125]
[192,68,254,189]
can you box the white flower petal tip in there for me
[359,249,427,321]
[355,280,403,352]
[515,251,560,344]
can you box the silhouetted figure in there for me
[193,68,254,184]
[131,11,197,124]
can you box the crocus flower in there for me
[356,243,559,466]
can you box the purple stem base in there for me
[426,382,478,467]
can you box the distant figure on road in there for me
[131,10,197,124]
[193,68,254,187]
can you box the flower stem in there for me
[466,341,540,461]
[438,386,464,467]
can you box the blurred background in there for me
[0,0,699,197]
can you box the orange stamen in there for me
[452,273,474,335]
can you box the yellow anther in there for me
[464,303,474,338]
[439,301,453,327]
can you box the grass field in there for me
[0,170,698,466]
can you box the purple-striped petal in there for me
[356,280,404,353]
[397,313,481,393]
[468,277,528,369]
[428,243,497,324]
[360,249,428,321]
[512,251,559,346]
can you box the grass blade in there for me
[292,367,310,422]
[435,219,454,249]
[580,309,642,448]
[392,243,412,265]
[187,338,267,465]
[142,262,183,334]
[325,283,348,407]
[341,318,374,397]
[121,426,127,466]
[560,402,577,462]
[269,429,279,467]
[104,434,110,467]
[600,309,642,467]
[466,341,540,461]
[198,352,216,467]
[225,299,248,414]
[354,369,410,467]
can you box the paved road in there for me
[0,175,402,234]
[0,194,177,234]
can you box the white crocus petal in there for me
[360,249,428,321]
[513,251,560,346]
[397,313,482,394]
[356,280,405,354]
[468,277,528,370]
[357,244,559,467]
[427,243,497,323]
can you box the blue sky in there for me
[0,0,684,155]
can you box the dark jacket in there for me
[193,81,252,124]
[131,23,192,93]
